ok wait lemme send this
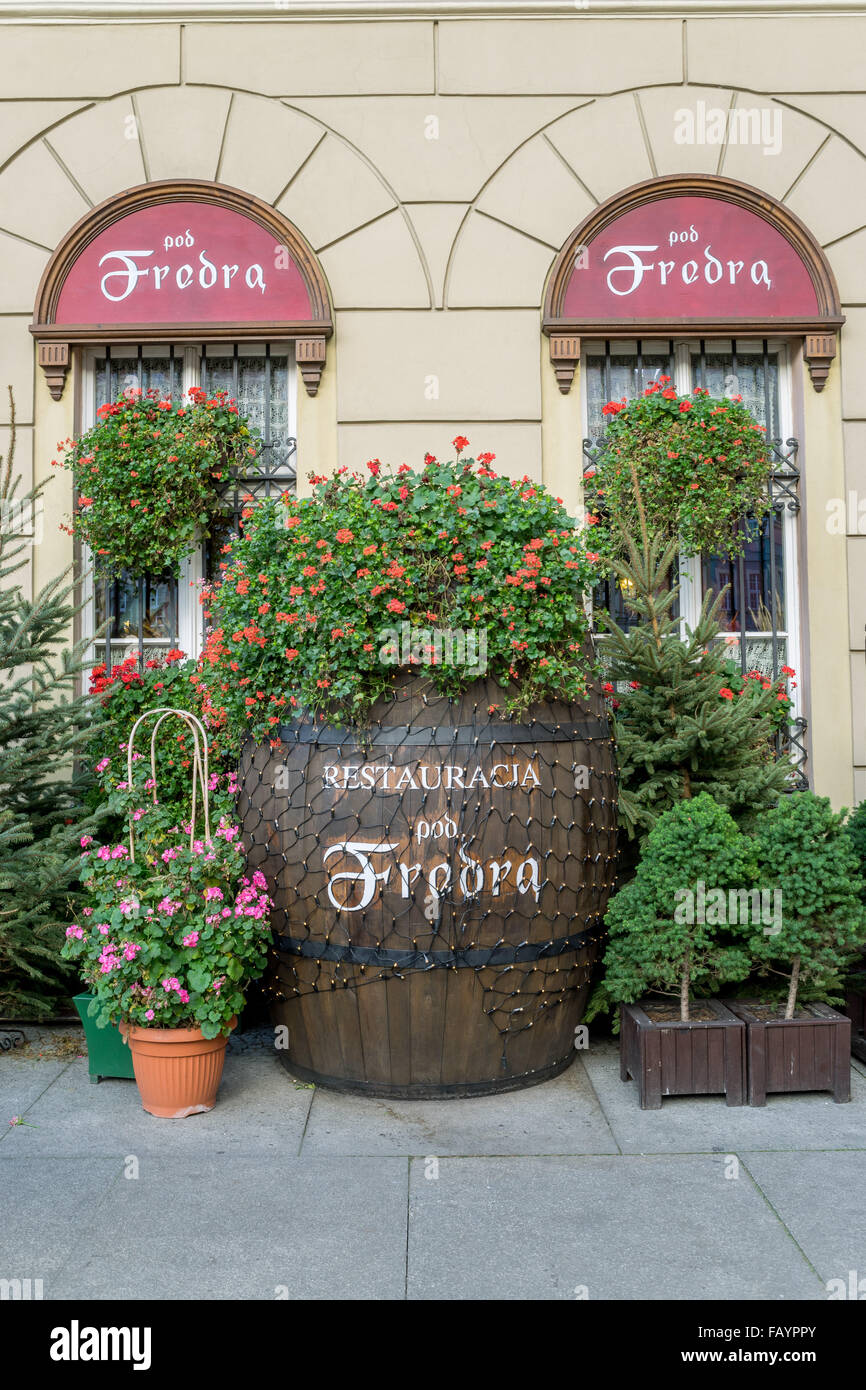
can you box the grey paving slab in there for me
[0,1158,124,1289]
[742,1150,866,1290]
[2,1052,313,1157]
[0,1059,72,1130]
[46,1156,408,1300]
[300,1056,619,1156]
[407,1155,823,1300]
[584,1039,866,1153]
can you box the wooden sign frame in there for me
[30,179,334,400]
[542,174,844,394]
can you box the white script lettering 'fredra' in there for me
[602,243,772,297]
[97,249,267,302]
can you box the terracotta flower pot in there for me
[122,1018,237,1119]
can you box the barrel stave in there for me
[239,676,617,1096]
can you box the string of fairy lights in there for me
[237,683,618,1083]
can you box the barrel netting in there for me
[238,683,619,1062]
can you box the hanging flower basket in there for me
[585,381,773,561]
[54,386,259,577]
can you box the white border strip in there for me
[1,1,866,22]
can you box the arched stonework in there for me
[30,179,333,399]
[542,173,844,394]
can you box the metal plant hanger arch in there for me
[125,708,212,859]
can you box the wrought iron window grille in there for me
[87,342,297,673]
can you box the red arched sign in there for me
[543,176,843,393]
[31,180,333,399]
[56,202,315,326]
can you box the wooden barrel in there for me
[237,676,617,1097]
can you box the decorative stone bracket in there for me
[549,333,580,394]
[548,327,841,396]
[804,332,837,393]
[37,341,70,401]
[30,180,334,405]
[35,332,330,402]
[294,336,327,397]
[544,176,845,400]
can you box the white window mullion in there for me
[179,346,204,660]
[79,349,99,665]
[673,342,701,639]
[775,343,802,722]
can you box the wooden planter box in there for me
[843,978,866,1065]
[619,1000,746,1110]
[727,1000,851,1105]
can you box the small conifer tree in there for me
[602,527,793,842]
[601,793,754,1021]
[598,450,793,844]
[844,799,866,904]
[0,389,101,1016]
[751,791,866,1018]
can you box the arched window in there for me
[31,179,332,665]
[543,175,843,786]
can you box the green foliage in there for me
[599,794,755,1022]
[585,380,772,561]
[62,786,271,1039]
[0,388,103,1018]
[593,791,866,1026]
[601,529,794,843]
[844,799,866,904]
[198,443,599,747]
[751,791,866,1016]
[55,386,259,577]
[86,649,234,837]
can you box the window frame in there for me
[579,334,807,779]
[77,339,298,666]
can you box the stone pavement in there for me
[2,1025,865,1301]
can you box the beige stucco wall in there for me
[1,5,865,803]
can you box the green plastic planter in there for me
[73,992,135,1083]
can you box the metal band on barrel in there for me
[272,928,599,970]
[277,719,611,747]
